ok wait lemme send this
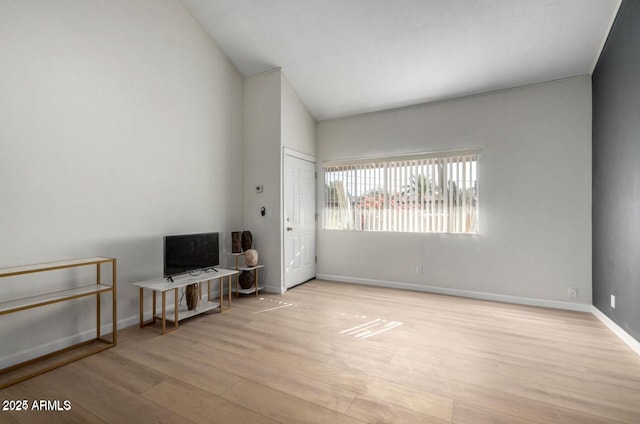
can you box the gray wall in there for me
[592,0,640,342]
[244,70,282,292]
[243,70,316,293]
[318,77,592,310]
[0,0,244,367]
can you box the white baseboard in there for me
[591,306,640,356]
[316,273,593,312]
[263,284,285,294]
[0,315,136,370]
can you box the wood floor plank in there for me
[209,325,454,421]
[0,376,104,424]
[385,344,640,422]
[346,395,450,424]
[24,361,186,424]
[72,349,165,395]
[120,340,239,397]
[356,379,453,421]
[166,341,359,414]
[221,380,365,424]
[142,379,279,424]
[451,401,538,424]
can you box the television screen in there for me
[163,232,219,278]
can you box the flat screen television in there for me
[163,232,219,278]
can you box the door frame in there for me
[282,147,317,292]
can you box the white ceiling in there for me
[182,0,620,121]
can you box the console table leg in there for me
[227,275,232,307]
[95,262,107,341]
[112,260,117,346]
[97,292,101,339]
[139,288,144,328]
[235,256,240,298]
[255,268,259,296]
[174,287,179,330]
[161,291,166,334]
[138,288,158,329]
[159,289,179,335]
[219,278,223,311]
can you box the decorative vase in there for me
[241,231,253,251]
[245,249,258,267]
[239,271,255,289]
[186,284,198,310]
[231,232,242,253]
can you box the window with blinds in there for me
[323,150,479,234]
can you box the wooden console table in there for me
[0,257,117,389]
[131,268,238,335]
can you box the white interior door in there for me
[284,152,316,289]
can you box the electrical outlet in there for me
[611,295,616,308]
[415,266,423,276]
[567,287,578,299]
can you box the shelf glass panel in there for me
[0,257,114,278]
[0,284,114,315]
[155,300,221,322]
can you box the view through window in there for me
[323,150,479,233]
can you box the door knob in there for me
[286,226,293,231]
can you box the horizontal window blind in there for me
[323,151,479,234]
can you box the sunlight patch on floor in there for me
[340,318,403,339]
[253,298,299,314]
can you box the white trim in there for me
[0,315,136,370]
[263,284,286,294]
[591,306,640,356]
[322,147,482,167]
[283,147,317,164]
[316,274,592,312]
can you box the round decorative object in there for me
[245,249,258,267]
[186,284,198,310]
[239,271,255,289]
[241,230,253,251]
[231,232,242,253]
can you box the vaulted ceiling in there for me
[182,0,621,121]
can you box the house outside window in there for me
[323,149,480,234]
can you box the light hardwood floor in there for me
[2,280,640,423]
